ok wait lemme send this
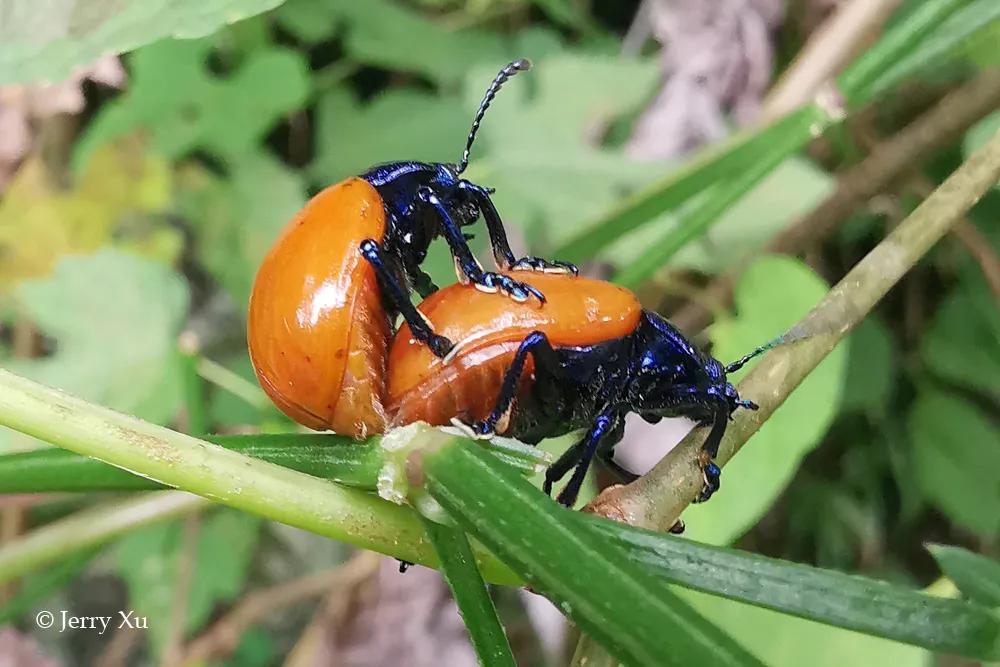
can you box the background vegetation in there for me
[0,0,997,665]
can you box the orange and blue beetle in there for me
[248,60,575,436]
[387,273,766,507]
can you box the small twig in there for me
[621,0,653,57]
[180,552,380,664]
[761,0,901,121]
[952,221,1000,303]
[672,70,1000,333]
[587,125,1000,532]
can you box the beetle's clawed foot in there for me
[510,256,579,276]
[474,271,546,304]
[428,335,455,359]
[695,451,721,503]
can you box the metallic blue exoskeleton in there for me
[358,60,576,358]
[470,312,768,508]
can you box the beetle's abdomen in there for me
[387,274,641,429]
[389,342,533,430]
[248,178,390,436]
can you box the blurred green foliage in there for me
[0,0,997,665]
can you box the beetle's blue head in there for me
[631,312,758,425]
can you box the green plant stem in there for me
[590,126,1000,533]
[419,440,763,667]
[0,370,519,584]
[180,344,209,436]
[424,519,517,667]
[0,492,207,585]
[196,357,269,409]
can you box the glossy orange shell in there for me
[248,178,391,436]
[387,274,642,428]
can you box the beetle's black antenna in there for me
[725,335,783,374]
[456,59,531,175]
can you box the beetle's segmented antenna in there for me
[456,59,532,174]
[725,333,787,374]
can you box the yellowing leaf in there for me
[0,137,171,289]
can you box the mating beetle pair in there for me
[248,60,761,508]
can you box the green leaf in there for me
[116,508,260,655]
[682,256,848,545]
[838,0,973,103]
[0,434,383,493]
[421,440,763,667]
[10,250,189,425]
[840,317,896,414]
[179,152,307,306]
[922,276,1000,394]
[424,520,516,667]
[468,53,661,251]
[586,515,1000,660]
[909,388,1000,535]
[330,0,509,85]
[613,112,825,287]
[0,432,549,493]
[311,89,469,183]
[964,111,1000,160]
[554,105,822,264]
[678,589,929,667]
[0,0,285,85]
[861,0,1000,99]
[273,0,343,43]
[928,544,1000,607]
[75,38,309,168]
[606,157,834,272]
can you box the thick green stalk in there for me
[0,370,519,584]
[589,127,1000,533]
[419,440,763,667]
[424,519,517,667]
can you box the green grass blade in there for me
[613,107,820,288]
[928,544,1000,608]
[424,519,517,667]
[839,0,978,103]
[584,515,1000,661]
[0,434,385,492]
[0,432,549,494]
[420,441,764,667]
[553,107,816,263]
[864,0,1000,100]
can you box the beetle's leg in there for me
[547,411,620,507]
[412,269,439,299]
[471,331,561,437]
[460,181,578,275]
[358,239,453,358]
[694,408,729,504]
[417,188,547,303]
